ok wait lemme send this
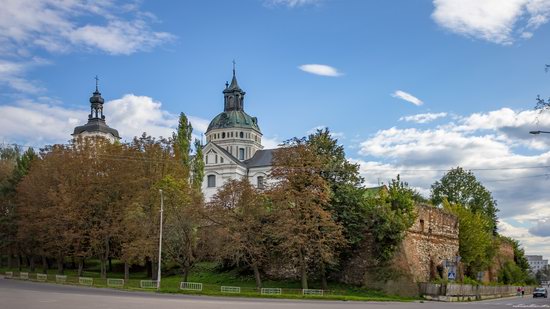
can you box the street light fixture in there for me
[157,189,164,291]
[530,130,550,135]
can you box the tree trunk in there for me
[57,255,64,275]
[298,248,308,290]
[17,255,21,271]
[42,256,48,274]
[7,254,12,268]
[252,262,262,290]
[78,258,84,277]
[108,257,112,272]
[100,259,107,279]
[145,258,152,279]
[182,267,189,283]
[124,262,130,281]
[29,255,36,272]
[320,261,328,290]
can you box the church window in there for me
[205,156,209,164]
[215,155,218,164]
[207,175,216,187]
[220,157,224,163]
[230,132,233,138]
[257,176,265,189]
[239,148,245,160]
[240,131,244,138]
[222,132,225,138]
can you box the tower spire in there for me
[95,75,99,92]
[232,59,236,77]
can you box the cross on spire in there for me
[232,59,236,77]
[95,75,99,92]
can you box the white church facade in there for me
[201,69,275,201]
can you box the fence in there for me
[36,274,47,282]
[220,286,241,293]
[180,282,203,291]
[78,277,93,286]
[419,283,535,301]
[55,275,67,283]
[5,271,13,278]
[261,288,282,295]
[140,280,158,289]
[19,272,29,280]
[303,289,323,296]
[107,278,124,288]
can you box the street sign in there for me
[448,271,456,280]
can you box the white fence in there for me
[261,288,282,295]
[180,282,203,291]
[36,274,47,282]
[55,275,67,283]
[78,277,93,286]
[140,280,158,289]
[5,271,13,278]
[220,286,241,293]
[19,272,29,280]
[107,278,124,288]
[303,289,323,296]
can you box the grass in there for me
[0,261,415,302]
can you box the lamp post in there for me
[157,189,164,290]
[530,130,550,134]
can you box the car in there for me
[533,287,548,298]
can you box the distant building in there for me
[526,255,549,273]
[72,79,120,142]
[201,68,275,201]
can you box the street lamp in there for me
[157,189,164,290]
[530,130,550,134]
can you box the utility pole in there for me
[157,189,164,290]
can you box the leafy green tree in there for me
[443,200,495,277]
[305,129,368,247]
[174,112,193,179]
[364,175,417,264]
[192,139,204,191]
[431,167,499,234]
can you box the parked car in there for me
[533,287,548,298]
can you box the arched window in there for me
[257,176,265,189]
[239,148,245,160]
[240,131,244,138]
[222,132,226,138]
[207,175,216,188]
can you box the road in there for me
[1,278,549,309]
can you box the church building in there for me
[201,68,275,201]
[72,79,120,142]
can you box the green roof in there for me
[207,110,261,133]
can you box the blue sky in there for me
[1,0,550,258]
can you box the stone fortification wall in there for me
[338,204,460,296]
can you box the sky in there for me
[1,0,550,259]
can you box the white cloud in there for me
[0,0,174,56]
[355,107,550,256]
[306,125,345,139]
[432,0,550,45]
[263,136,282,149]
[265,0,322,8]
[0,94,210,146]
[298,64,343,77]
[0,0,174,93]
[391,90,423,106]
[400,112,448,123]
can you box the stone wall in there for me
[337,204,460,296]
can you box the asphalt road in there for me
[1,278,549,309]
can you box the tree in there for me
[269,141,345,289]
[305,129,368,247]
[191,139,204,191]
[443,200,495,277]
[206,179,270,289]
[431,167,499,234]
[174,113,193,179]
[364,175,417,264]
[0,145,21,267]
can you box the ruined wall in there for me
[483,241,514,283]
[338,204,460,296]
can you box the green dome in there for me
[207,110,261,133]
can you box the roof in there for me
[244,149,275,168]
[207,110,261,133]
[73,118,120,139]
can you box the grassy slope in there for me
[0,261,414,302]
